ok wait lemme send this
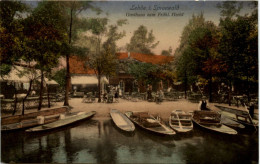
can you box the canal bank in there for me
[1,98,259,163]
[3,98,258,122]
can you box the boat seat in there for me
[44,114,60,119]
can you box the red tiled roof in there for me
[117,53,128,60]
[69,56,95,75]
[70,52,174,75]
[116,52,174,64]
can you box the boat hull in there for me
[215,105,258,128]
[110,109,135,132]
[169,110,193,133]
[26,111,96,132]
[2,106,69,132]
[125,111,175,136]
[192,118,237,135]
[169,123,193,133]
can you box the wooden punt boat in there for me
[110,109,135,132]
[26,111,96,132]
[1,106,69,131]
[220,114,245,129]
[169,110,193,133]
[215,105,258,129]
[192,110,237,135]
[125,111,176,136]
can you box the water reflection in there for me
[2,118,258,163]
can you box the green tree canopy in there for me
[161,46,173,56]
[126,25,159,54]
[74,17,127,102]
[0,1,29,75]
[128,62,159,85]
[57,1,101,106]
[218,2,258,100]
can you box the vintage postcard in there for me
[1,1,258,163]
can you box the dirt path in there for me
[3,98,258,121]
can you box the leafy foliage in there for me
[53,68,66,90]
[128,62,164,86]
[23,1,68,71]
[127,25,159,54]
[161,47,172,56]
[174,2,258,101]
[58,1,101,106]
[0,1,29,75]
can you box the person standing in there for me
[147,85,152,101]
[198,96,209,110]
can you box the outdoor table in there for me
[107,94,114,103]
[140,93,146,100]
[233,95,245,107]
[1,99,17,111]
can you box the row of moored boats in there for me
[1,105,258,135]
[110,106,258,136]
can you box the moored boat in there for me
[169,110,193,133]
[110,109,135,132]
[215,105,258,129]
[125,111,175,136]
[192,110,237,135]
[220,113,245,129]
[26,111,96,132]
[1,106,69,131]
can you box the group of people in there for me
[147,85,164,103]
[102,86,119,103]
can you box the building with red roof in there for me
[69,56,108,95]
[116,52,174,65]
[69,52,174,95]
[110,52,174,94]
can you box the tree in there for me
[127,25,159,54]
[0,1,31,115]
[59,1,101,107]
[187,22,220,102]
[174,14,206,98]
[17,65,38,115]
[0,1,29,72]
[24,1,68,110]
[53,68,67,92]
[175,47,197,98]
[218,1,258,103]
[128,62,160,89]
[174,14,221,101]
[0,1,31,82]
[161,47,173,56]
[76,18,126,102]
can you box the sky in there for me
[25,1,255,55]
[78,1,255,55]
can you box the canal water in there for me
[2,118,258,163]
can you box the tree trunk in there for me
[38,70,44,111]
[208,69,212,102]
[64,8,73,107]
[228,81,232,106]
[12,86,18,116]
[47,84,50,108]
[246,69,250,102]
[22,80,33,115]
[64,57,71,106]
[98,73,101,103]
[184,70,187,99]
